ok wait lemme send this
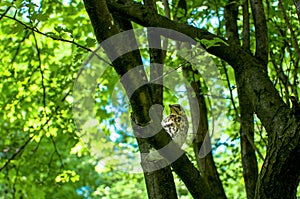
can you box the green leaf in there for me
[0,1,13,7]
[45,32,60,39]
[86,38,96,47]
[196,38,229,49]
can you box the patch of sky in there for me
[188,7,223,31]
[213,132,240,155]
[76,185,92,199]
[104,98,132,143]
[175,84,188,103]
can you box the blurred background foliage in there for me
[0,0,299,198]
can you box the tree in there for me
[0,0,299,198]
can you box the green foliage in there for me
[1,0,299,198]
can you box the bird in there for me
[144,104,188,162]
[161,104,188,148]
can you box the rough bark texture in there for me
[84,1,216,198]
[144,0,178,198]
[225,2,259,199]
[242,0,250,50]
[238,89,258,199]
[250,0,268,69]
[83,1,178,199]
[224,2,240,46]
[107,2,300,198]
[142,166,177,199]
[183,64,227,199]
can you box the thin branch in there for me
[162,0,170,19]
[50,135,65,168]
[32,31,46,109]
[0,1,14,21]
[278,0,300,66]
[150,52,201,83]
[213,0,221,35]
[4,15,112,66]
[222,61,239,118]
[292,0,300,24]
[0,136,33,172]
[0,80,74,172]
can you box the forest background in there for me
[0,0,299,198]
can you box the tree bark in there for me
[84,1,216,198]
[107,2,300,198]
[83,1,177,199]
[144,0,178,198]
[225,2,258,199]
[250,0,268,69]
[242,0,250,50]
[183,63,227,199]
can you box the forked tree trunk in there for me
[84,1,300,198]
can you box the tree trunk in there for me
[83,1,177,198]
[86,1,300,198]
[183,63,227,199]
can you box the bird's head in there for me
[169,104,185,115]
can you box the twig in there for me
[0,136,33,172]
[32,31,46,109]
[4,15,112,66]
[0,82,73,172]
[50,135,65,168]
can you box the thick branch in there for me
[242,0,250,50]
[107,2,300,198]
[107,2,245,67]
[250,0,268,68]
[224,1,239,45]
[254,120,300,199]
[225,2,258,199]
[107,1,286,137]
[237,85,258,199]
[183,64,227,199]
[144,0,177,198]
[84,1,215,198]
